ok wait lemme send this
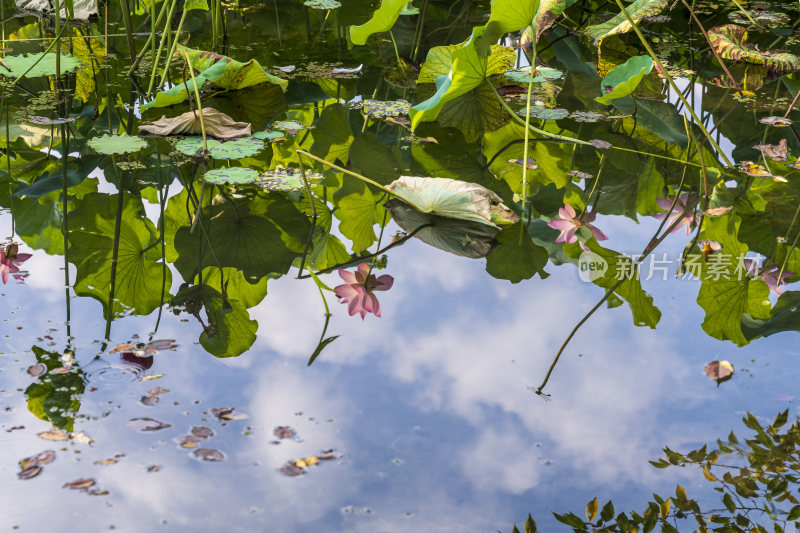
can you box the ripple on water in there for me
[83,357,145,387]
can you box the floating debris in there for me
[273,426,295,439]
[705,360,734,385]
[210,407,249,421]
[127,418,172,432]
[193,448,224,462]
[27,364,46,377]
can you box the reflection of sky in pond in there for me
[1,213,798,532]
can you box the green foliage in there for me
[24,346,85,431]
[595,55,654,104]
[485,220,549,282]
[584,0,668,45]
[349,0,407,45]
[88,133,147,155]
[0,52,82,78]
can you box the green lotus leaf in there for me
[585,0,668,45]
[486,220,549,281]
[418,43,514,84]
[532,0,580,41]
[88,133,147,155]
[360,98,412,118]
[595,55,654,104]
[304,0,340,8]
[570,111,607,123]
[175,136,265,159]
[255,167,324,191]
[0,52,81,78]
[709,24,800,74]
[253,130,285,141]
[517,106,569,120]
[184,0,208,10]
[270,120,312,134]
[142,46,288,109]
[350,0,407,46]
[203,167,260,185]
[503,66,563,84]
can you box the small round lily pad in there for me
[517,106,569,120]
[175,137,264,160]
[504,66,563,84]
[360,99,412,118]
[0,52,81,78]
[303,0,340,8]
[271,120,312,135]
[253,130,285,142]
[88,133,147,155]
[256,167,324,192]
[203,167,260,185]
[570,111,606,123]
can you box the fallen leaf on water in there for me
[191,427,214,440]
[317,449,343,460]
[507,157,538,170]
[63,478,95,490]
[589,139,612,150]
[127,418,172,432]
[17,465,42,480]
[69,431,93,444]
[147,465,160,473]
[193,448,224,462]
[759,116,792,126]
[294,458,308,469]
[94,459,117,466]
[280,463,305,477]
[139,109,252,139]
[144,340,178,353]
[704,206,732,216]
[140,395,159,406]
[273,426,295,439]
[755,138,788,162]
[140,373,164,382]
[739,160,773,178]
[51,368,70,374]
[210,407,248,421]
[705,360,734,385]
[88,489,109,496]
[27,364,46,377]
[6,425,25,433]
[178,436,200,449]
[34,450,56,465]
[305,456,319,466]
[109,342,136,354]
[38,429,69,441]
[568,170,593,180]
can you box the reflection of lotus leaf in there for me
[384,176,518,258]
[270,120,311,134]
[585,0,668,45]
[728,10,789,27]
[517,106,569,120]
[709,24,800,73]
[255,167,324,191]
[304,0,340,8]
[88,133,147,155]
[175,137,264,159]
[570,111,606,123]
[0,53,81,78]
[203,167,260,185]
[360,99,412,118]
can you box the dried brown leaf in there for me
[705,360,734,384]
[754,138,788,162]
[17,465,42,480]
[127,418,172,432]
[193,448,224,461]
[38,429,69,441]
[139,108,252,139]
[63,478,95,490]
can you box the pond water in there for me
[1,1,800,531]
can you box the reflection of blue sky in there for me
[1,212,799,532]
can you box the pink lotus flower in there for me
[743,259,794,294]
[654,193,697,234]
[334,263,394,319]
[0,244,31,284]
[547,203,607,245]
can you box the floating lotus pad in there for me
[360,99,412,118]
[570,111,606,123]
[504,66,563,84]
[252,130,285,141]
[304,0,340,8]
[517,106,569,120]
[88,133,148,155]
[255,167,324,192]
[0,52,81,78]
[175,137,264,159]
[270,120,312,134]
[203,167,260,185]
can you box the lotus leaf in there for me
[139,108,252,139]
[350,0,407,46]
[253,130,285,141]
[0,52,81,78]
[709,24,800,74]
[503,66,563,84]
[203,167,260,185]
[255,167,324,192]
[518,106,569,120]
[585,0,668,45]
[304,0,340,8]
[175,137,264,159]
[360,99,412,118]
[596,55,654,104]
[88,133,147,155]
[270,120,312,134]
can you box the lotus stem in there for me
[147,0,181,96]
[182,50,207,153]
[521,22,537,205]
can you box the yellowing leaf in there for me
[702,469,718,481]
[294,458,308,468]
[305,456,320,466]
[585,497,598,521]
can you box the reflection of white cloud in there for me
[459,426,542,494]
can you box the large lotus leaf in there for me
[309,103,353,164]
[532,0,579,40]
[68,193,172,318]
[410,26,492,129]
[88,133,147,155]
[173,195,308,282]
[172,284,257,358]
[387,176,518,228]
[435,82,510,142]
[709,24,800,74]
[349,0,407,45]
[743,291,800,340]
[0,52,81,78]
[175,136,264,159]
[178,45,289,92]
[385,198,500,258]
[333,179,388,253]
[195,267,268,309]
[697,213,772,346]
[360,98,412,118]
[139,108,252,139]
[584,0,668,45]
[72,27,105,102]
[10,197,64,254]
[486,220,549,280]
[203,167,259,185]
[595,55,653,104]
[417,44,515,84]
